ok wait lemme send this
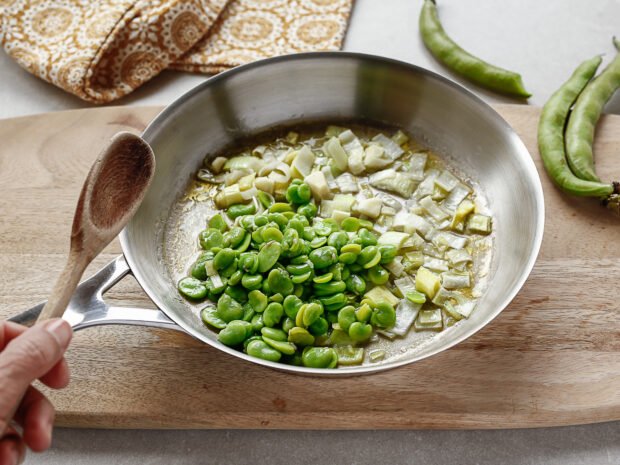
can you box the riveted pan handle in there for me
[7,256,182,332]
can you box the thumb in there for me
[0,320,72,428]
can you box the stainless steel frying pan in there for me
[11,52,544,375]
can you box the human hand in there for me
[0,320,72,465]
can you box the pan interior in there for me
[122,53,543,374]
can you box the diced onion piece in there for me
[290,145,315,178]
[394,276,416,295]
[285,131,299,144]
[323,137,348,171]
[238,173,256,191]
[384,256,405,277]
[214,184,244,208]
[225,169,253,186]
[364,286,400,307]
[446,248,473,265]
[401,233,425,250]
[332,210,350,225]
[435,170,460,192]
[240,186,258,200]
[205,261,216,277]
[392,299,422,336]
[357,197,382,218]
[363,144,391,170]
[210,156,227,173]
[325,125,346,138]
[415,267,441,299]
[419,196,449,222]
[224,156,261,172]
[306,170,330,201]
[415,169,439,198]
[381,206,396,216]
[267,162,291,184]
[417,308,442,325]
[407,153,427,181]
[377,231,410,250]
[444,183,472,211]
[372,133,405,160]
[391,130,409,146]
[251,145,267,157]
[254,176,275,194]
[339,130,365,175]
[211,273,223,289]
[441,271,471,289]
[455,301,476,318]
[377,329,397,340]
[393,211,433,238]
[431,287,454,306]
[320,166,338,191]
[423,256,449,272]
[375,193,402,211]
[451,199,475,231]
[332,194,356,213]
[468,214,492,234]
[369,169,417,198]
[258,157,280,176]
[433,231,468,250]
[320,200,335,218]
[336,173,359,193]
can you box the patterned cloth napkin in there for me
[0,0,354,103]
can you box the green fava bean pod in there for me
[302,347,338,369]
[565,39,620,184]
[538,55,618,198]
[218,320,252,346]
[419,0,530,98]
[263,302,284,327]
[178,277,207,300]
[246,340,282,362]
[217,294,244,322]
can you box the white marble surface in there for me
[1,0,619,463]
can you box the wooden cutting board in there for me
[0,104,618,430]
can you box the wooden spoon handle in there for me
[37,252,90,322]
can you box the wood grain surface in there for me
[0,105,618,430]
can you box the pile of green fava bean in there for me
[178,181,400,368]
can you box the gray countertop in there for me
[1,0,619,463]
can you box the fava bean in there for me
[258,241,282,273]
[217,294,244,322]
[348,321,373,342]
[302,347,338,368]
[309,246,338,269]
[371,302,396,328]
[208,214,227,233]
[227,203,256,219]
[199,228,223,250]
[246,339,282,362]
[201,306,227,329]
[263,302,284,327]
[218,320,252,346]
[178,277,207,300]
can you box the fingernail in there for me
[44,319,72,348]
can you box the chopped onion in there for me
[407,152,428,181]
[211,273,223,288]
[336,173,359,193]
[441,271,471,289]
[240,186,258,200]
[444,183,472,211]
[392,299,422,336]
[446,248,473,265]
[423,256,449,272]
[415,169,439,198]
[372,134,405,160]
[433,231,468,250]
[267,162,291,184]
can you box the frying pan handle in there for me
[7,256,183,332]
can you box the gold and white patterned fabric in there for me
[0,0,354,103]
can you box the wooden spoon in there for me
[36,132,155,322]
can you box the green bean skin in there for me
[565,39,620,183]
[537,55,615,197]
[419,0,530,98]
